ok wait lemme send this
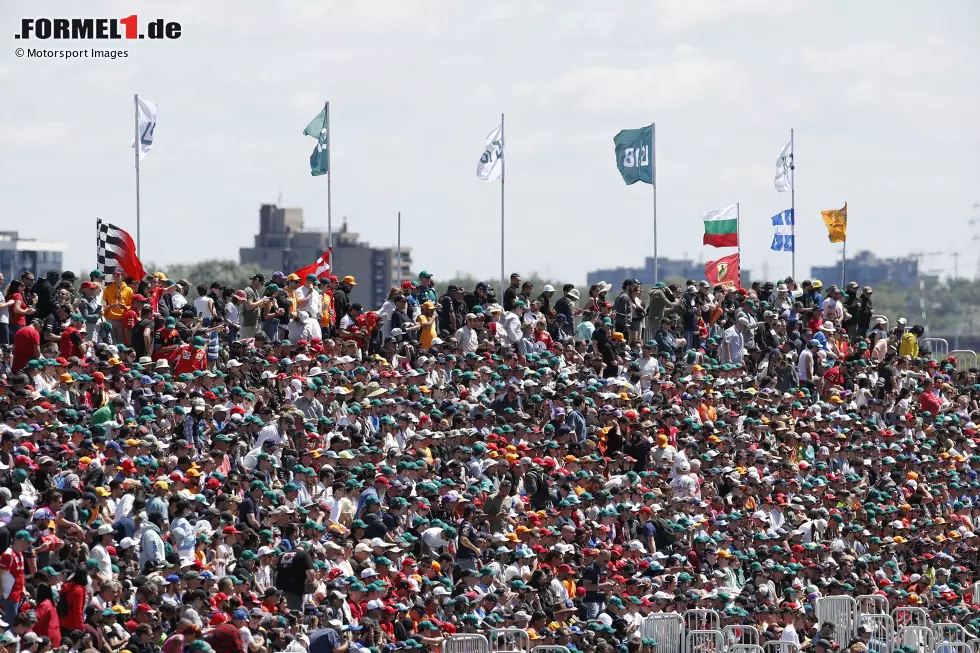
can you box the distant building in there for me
[0,231,66,284]
[587,256,751,288]
[239,204,411,309]
[810,250,918,288]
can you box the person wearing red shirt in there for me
[57,567,90,636]
[919,377,942,414]
[122,294,148,347]
[174,336,208,375]
[59,314,87,359]
[533,321,553,352]
[11,318,41,374]
[0,530,31,623]
[31,583,61,647]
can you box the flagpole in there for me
[325,101,332,252]
[134,94,141,257]
[841,202,847,288]
[652,122,658,284]
[790,128,795,279]
[397,211,402,284]
[736,202,741,286]
[500,112,506,298]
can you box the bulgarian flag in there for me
[702,205,739,248]
[705,253,740,289]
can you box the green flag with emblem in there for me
[613,124,655,186]
[303,107,329,176]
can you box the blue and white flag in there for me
[131,95,158,161]
[770,209,795,252]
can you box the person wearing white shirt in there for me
[502,308,524,345]
[91,523,115,578]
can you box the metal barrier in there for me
[857,594,888,615]
[973,582,980,607]
[641,613,685,653]
[723,625,760,647]
[899,625,935,653]
[444,635,491,653]
[762,643,799,653]
[730,647,763,653]
[894,607,929,629]
[935,624,970,644]
[860,613,895,653]
[967,639,980,653]
[920,337,949,360]
[815,596,858,648]
[950,350,978,371]
[936,644,972,653]
[683,609,721,633]
[532,647,569,653]
[489,629,530,653]
[685,630,723,653]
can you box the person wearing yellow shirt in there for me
[899,325,923,358]
[417,301,438,350]
[102,270,133,345]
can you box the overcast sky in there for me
[2,1,978,285]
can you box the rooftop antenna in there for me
[277,189,283,207]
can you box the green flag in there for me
[613,124,655,186]
[303,108,329,176]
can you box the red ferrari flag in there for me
[705,253,740,289]
[294,250,332,279]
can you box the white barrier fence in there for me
[815,595,858,648]
[489,629,531,653]
[444,635,490,653]
[444,600,980,653]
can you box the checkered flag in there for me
[96,218,145,280]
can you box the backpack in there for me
[57,588,70,617]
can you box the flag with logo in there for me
[770,209,795,252]
[613,124,655,185]
[774,138,793,192]
[293,250,332,280]
[303,107,330,176]
[705,253,740,288]
[97,218,146,280]
[702,205,738,248]
[821,203,848,243]
[476,121,504,181]
[131,95,158,161]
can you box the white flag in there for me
[774,137,793,192]
[476,122,504,181]
[131,95,158,160]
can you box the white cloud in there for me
[520,57,741,116]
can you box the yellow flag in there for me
[821,202,847,243]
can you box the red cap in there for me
[132,294,148,302]
[137,603,154,613]
[223,526,242,535]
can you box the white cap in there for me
[97,523,114,535]
[543,285,555,293]
[257,546,276,556]
[366,599,385,610]
[119,537,136,550]
[360,568,378,578]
